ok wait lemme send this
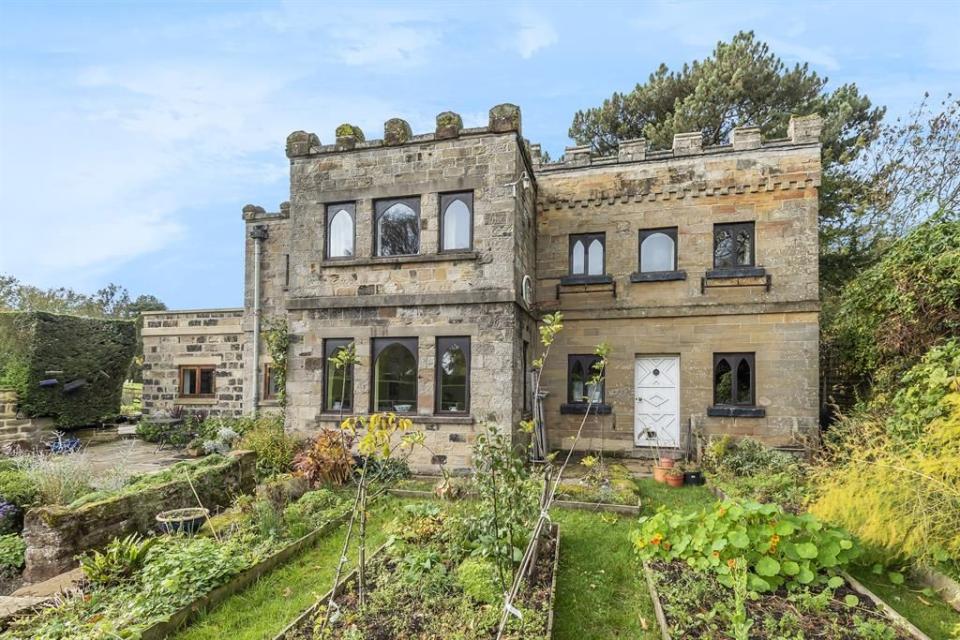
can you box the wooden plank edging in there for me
[138,509,353,640]
[641,560,672,640]
[545,523,561,639]
[843,571,933,640]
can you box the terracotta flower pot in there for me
[659,457,675,469]
[653,466,668,483]
[666,473,684,488]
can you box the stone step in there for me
[0,595,47,621]
[11,568,83,598]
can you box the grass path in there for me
[172,497,410,640]
[849,567,960,640]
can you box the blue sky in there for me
[1,0,957,309]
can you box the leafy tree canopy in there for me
[0,275,165,319]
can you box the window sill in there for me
[317,413,475,425]
[707,405,765,418]
[175,397,219,406]
[705,266,766,279]
[560,403,613,415]
[559,274,614,286]
[320,251,479,268]
[630,270,687,283]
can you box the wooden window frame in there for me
[566,354,605,404]
[179,365,216,398]
[435,336,471,415]
[568,233,606,276]
[325,202,356,260]
[323,338,355,412]
[713,222,755,269]
[638,227,679,272]
[370,337,419,413]
[263,364,278,401]
[713,352,756,406]
[374,197,421,257]
[438,191,474,252]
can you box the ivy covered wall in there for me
[0,311,136,427]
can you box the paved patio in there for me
[82,437,190,478]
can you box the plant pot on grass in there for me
[653,466,669,483]
[156,507,209,535]
[665,469,684,488]
[659,456,675,469]
[683,470,705,486]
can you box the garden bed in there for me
[275,508,560,640]
[645,559,920,640]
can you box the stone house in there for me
[142,105,822,470]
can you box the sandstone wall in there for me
[0,387,55,448]
[141,309,246,417]
[22,450,256,582]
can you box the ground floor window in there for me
[372,337,418,413]
[567,354,604,404]
[436,337,469,413]
[713,353,755,405]
[179,365,215,397]
[263,364,280,400]
[324,339,354,412]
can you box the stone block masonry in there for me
[0,387,55,448]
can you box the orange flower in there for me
[718,507,727,516]
[727,558,736,568]
[663,541,672,551]
[711,550,720,558]
[650,533,663,545]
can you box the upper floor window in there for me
[639,228,678,272]
[567,354,604,404]
[436,337,470,413]
[326,203,355,258]
[372,337,418,413]
[180,365,215,398]
[440,192,473,251]
[714,353,755,405]
[263,364,280,400]
[714,222,754,269]
[375,198,420,256]
[324,339,354,412]
[569,233,605,276]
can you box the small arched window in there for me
[440,193,473,251]
[326,204,355,258]
[569,233,605,276]
[373,338,418,412]
[376,199,420,256]
[713,353,755,405]
[713,222,755,268]
[436,337,470,413]
[639,228,677,272]
[567,354,604,404]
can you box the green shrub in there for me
[703,436,808,509]
[456,557,500,604]
[0,533,25,570]
[239,416,297,479]
[20,451,93,506]
[0,311,136,426]
[79,533,156,586]
[882,339,960,442]
[633,499,860,593]
[0,467,38,508]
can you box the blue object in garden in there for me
[63,379,87,393]
[47,437,82,453]
[38,378,59,388]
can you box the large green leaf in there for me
[795,542,818,559]
[755,556,780,577]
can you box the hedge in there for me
[0,311,136,427]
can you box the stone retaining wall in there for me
[22,450,257,582]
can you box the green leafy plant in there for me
[0,533,25,570]
[0,466,38,508]
[239,415,297,480]
[262,317,291,405]
[633,499,861,592]
[79,533,156,586]
[456,556,500,604]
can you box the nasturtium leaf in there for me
[839,539,853,550]
[782,560,800,576]
[775,521,796,536]
[827,576,844,589]
[755,556,780,577]
[797,566,815,584]
[796,542,818,559]
[887,571,904,585]
[748,574,772,592]
[844,594,860,607]
[729,531,750,548]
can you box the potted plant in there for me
[665,467,684,488]
[659,455,675,469]
[653,464,668,483]
[683,464,705,486]
[185,437,204,457]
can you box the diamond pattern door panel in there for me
[634,356,680,448]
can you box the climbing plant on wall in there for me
[262,317,290,406]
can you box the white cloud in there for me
[768,38,839,71]
[514,9,558,59]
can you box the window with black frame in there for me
[372,337,418,412]
[569,233,605,277]
[713,353,755,405]
[639,227,678,272]
[435,337,470,413]
[567,354,604,404]
[440,192,473,251]
[326,203,355,258]
[713,222,755,269]
[323,339,354,412]
[375,198,420,256]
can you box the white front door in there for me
[634,356,680,448]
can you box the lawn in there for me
[172,496,413,640]
[849,566,960,640]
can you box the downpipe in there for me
[250,224,268,413]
